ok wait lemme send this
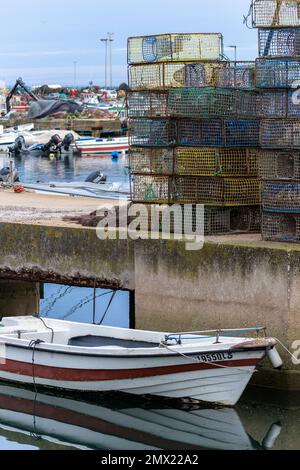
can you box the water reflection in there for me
[0,383,284,451]
[0,152,129,185]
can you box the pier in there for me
[0,191,299,392]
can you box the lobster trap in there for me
[213,62,256,89]
[257,149,300,179]
[127,33,223,64]
[204,206,261,234]
[129,147,259,177]
[262,211,300,242]
[129,119,176,147]
[128,92,168,118]
[129,148,174,175]
[260,119,300,148]
[262,180,300,212]
[131,174,260,205]
[252,0,300,28]
[174,148,259,177]
[128,61,227,91]
[255,58,300,88]
[167,88,260,119]
[258,28,300,57]
[259,89,300,117]
[177,119,260,147]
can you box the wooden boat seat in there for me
[68,335,159,349]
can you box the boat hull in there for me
[0,345,263,406]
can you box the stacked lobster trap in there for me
[127,33,261,235]
[253,0,300,242]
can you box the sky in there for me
[0,0,257,87]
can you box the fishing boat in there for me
[0,316,282,406]
[0,382,282,450]
[75,136,129,155]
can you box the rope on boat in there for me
[98,291,117,325]
[159,342,254,374]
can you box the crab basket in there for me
[259,89,300,118]
[167,87,260,119]
[262,180,300,212]
[257,149,300,180]
[213,62,256,89]
[128,61,227,91]
[128,92,168,118]
[177,119,260,147]
[131,174,260,205]
[258,28,300,57]
[129,148,174,175]
[260,119,300,148]
[255,58,300,88]
[252,0,300,28]
[127,33,223,65]
[172,176,260,205]
[204,205,261,234]
[129,119,176,147]
[262,211,300,242]
[173,147,258,177]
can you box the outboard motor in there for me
[85,171,107,184]
[41,134,62,155]
[0,166,19,183]
[8,136,28,156]
[59,133,74,152]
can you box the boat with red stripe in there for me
[0,316,283,406]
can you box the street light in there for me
[73,61,77,88]
[107,32,114,90]
[227,45,237,63]
[100,37,108,89]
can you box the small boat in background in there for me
[0,316,282,406]
[75,136,129,156]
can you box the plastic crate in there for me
[127,33,223,64]
[167,87,259,119]
[262,180,300,212]
[257,149,300,179]
[260,119,300,148]
[253,0,300,28]
[255,57,300,88]
[213,62,256,89]
[128,61,227,91]
[262,211,300,242]
[258,28,300,57]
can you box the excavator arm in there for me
[6,77,38,113]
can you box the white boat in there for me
[0,383,282,450]
[22,181,130,199]
[0,316,282,406]
[0,124,34,152]
[75,136,129,155]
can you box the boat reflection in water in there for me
[0,383,281,451]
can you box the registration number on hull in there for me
[196,352,234,363]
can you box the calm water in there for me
[0,152,130,185]
[0,282,299,451]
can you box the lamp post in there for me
[73,61,77,88]
[100,37,108,89]
[107,32,114,90]
[227,45,237,63]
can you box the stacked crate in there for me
[253,0,300,242]
[128,33,261,235]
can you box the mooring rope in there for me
[159,342,254,374]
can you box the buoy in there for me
[267,347,283,369]
[262,422,282,449]
[111,151,119,160]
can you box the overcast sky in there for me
[0,0,257,86]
